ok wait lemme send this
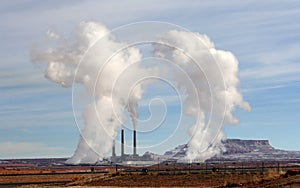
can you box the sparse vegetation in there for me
[0,162,299,187]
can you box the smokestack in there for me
[133,129,137,155]
[121,129,124,158]
[112,139,116,157]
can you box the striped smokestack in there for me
[121,129,124,158]
[133,129,137,155]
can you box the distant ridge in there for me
[223,139,275,154]
[161,139,300,161]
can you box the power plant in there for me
[111,128,153,163]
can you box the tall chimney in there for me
[133,129,137,155]
[121,129,124,158]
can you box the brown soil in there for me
[0,173,100,186]
[72,172,300,187]
[1,168,300,187]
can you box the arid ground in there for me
[1,167,300,187]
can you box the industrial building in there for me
[111,129,154,163]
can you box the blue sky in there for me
[0,0,299,158]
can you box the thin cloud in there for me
[0,141,70,158]
[242,82,299,93]
[240,64,300,80]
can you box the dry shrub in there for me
[225,171,232,175]
[72,175,84,182]
[265,168,281,180]
[279,170,285,176]
[107,168,116,175]
[222,173,244,187]
[250,173,260,184]
[221,181,240,188]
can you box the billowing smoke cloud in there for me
[31,22,147,164]
[154,30,251,161]
[31,22,250,164]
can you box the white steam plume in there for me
[31,22,145,164]
[128,95,138,130]
[154,30,251,161]
[31,22,250,164]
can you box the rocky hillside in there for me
[222,139,275,154]
[160,139,300,161]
